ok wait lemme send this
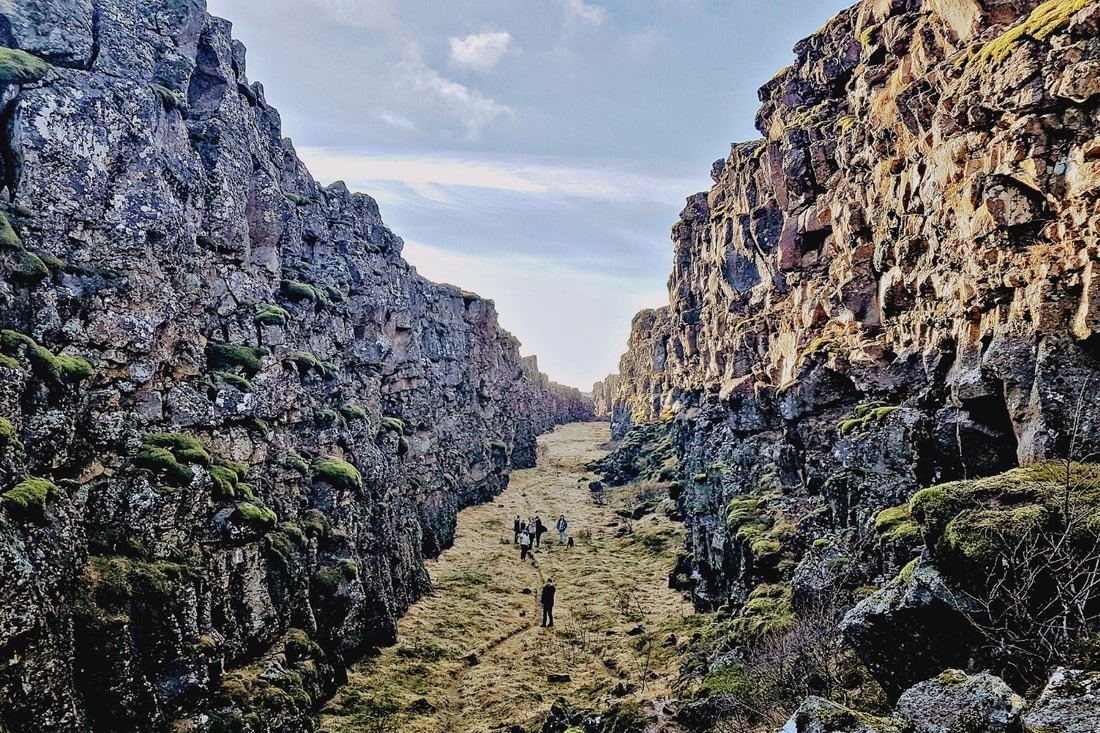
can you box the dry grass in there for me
[320,422,695,732]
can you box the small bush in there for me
[2,476,57,511]
[0,417,13,445]
[312,456,362,490]
[134,445,195,487]
[0,47,50,84]
[206,343,267,374]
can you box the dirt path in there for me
[321,422,694,732]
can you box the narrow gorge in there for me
[2,0,1100,732]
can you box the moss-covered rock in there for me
[206,343,267,374]
[312,456,362,490]
[2,476,57,512]
[0,212,20,249]
[254,304,290,327]
[0,46,50,84]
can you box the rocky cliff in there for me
[0,2,591,731]
[595,0,1100,726]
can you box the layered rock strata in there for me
[597,0,1100,611]
[0,2,590,731]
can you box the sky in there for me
[205,0,853,390]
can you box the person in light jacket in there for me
[519,525,532,561]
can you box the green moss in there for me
[731,583,794,639]
[283,192,313,206]
[301,509,331,537]
[134,446,195,487]
[338,558,359,580]
[693,473,708,483]
[323,286,347,303]
[12,251,48,282]
[0,417,13,445]
[379,416,405,434]
[0,212,20,249]
[313,566,345,594]
[338,404,367,422]
[726,496,765,527]
[206,343,267,374]
[957,0,1092,68]
[0,47,50,84]
[33,250,65,272]
[315,408,342,427]
[2,476,57,511]
[87,556,186,604]
[149,84,183,111]
[0,354,20,370]
[838,403,900,435]
[281,279,319,302]
[750,537,783,559]
[282,452,309,475]
[898,558,919,583]
[235,500,277,527]
[397,436,410,456]
[215,371,253,393]
[284,629,323,662]
[293,351,324,374]
[209,465,240,499]
[254,304,290,327]
[312,456,362,490]
[0,329,33,351]
[144,433,211,465]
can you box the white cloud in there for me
[449,31,513,72]
[377,108,416,130]
[298,148,701,205]
[563,0,607,26]
[392,60,513,140]
[300,0,398,29]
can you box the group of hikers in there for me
[512,514,566,628]
[513,513,569,561]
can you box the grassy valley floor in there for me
[321,421,695,732]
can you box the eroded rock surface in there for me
[596,0,1100,612]
[0,1,591,731]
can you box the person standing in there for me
[556,514,568,545]
[519,526,532,561]
[527,518,537,549]
[540,578,556,627]
[534,516,546,548]
[513,514,522,543]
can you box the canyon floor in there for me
[321,421,695,732]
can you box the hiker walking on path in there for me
[519,526,532,561]
[540,578,556,627]
[513,514,522,543]
[534,516,547,548]
[527,518,537,549]
[556,514,568,544]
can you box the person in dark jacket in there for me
[513,514,522,543]
[556,514,568,544]
[540,578,556,627]
[534,516,546,548]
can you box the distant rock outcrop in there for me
[0,1,590,731]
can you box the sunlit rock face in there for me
[596,0,1100,609]
[0,1,592,730]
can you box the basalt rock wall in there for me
[596,0,1100,609]
[0,1,590,731]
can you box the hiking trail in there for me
[321,421,695,732]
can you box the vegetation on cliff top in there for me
[0,47,50,84]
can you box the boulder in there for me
[1022,668,1100,733]
[894,670,1024,733]
[778,696,899,733]
[840,563,981,700]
